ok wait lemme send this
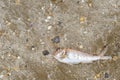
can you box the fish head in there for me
[53,48,81,64]
[53,48,67,60]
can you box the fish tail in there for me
[100,56,112,60]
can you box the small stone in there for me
[83,31,88,34]
[64,34,67,41]
[1,55,4,59]
[6,21,11,25]
[94,73,101,79]
[18,18,21,20]
[17,56,21,59]
[8,54,11,57]
[31,46,35,50]
[27,29,31,32]
[48,26,52,30]
[79,45,83,49]
[26,38,28,42]
[41,6,45,10]
[57,21,62,26]
[15,0,20,5]
[41,42,45,45]
[32,48,35,51]
[102,12,105,14]
[27,18,31,21]
[104,73,109,78]
[13,32,15,35]
[81,0,85,2]
[51,36,60,43]
[80,17,86,23]
[42,50,49,56]
[7,72,11,76]
[112,56,118,61]
[45,16,52,22]
[45,19,49,22]
[47,16,52,20]
[88,3,92,7]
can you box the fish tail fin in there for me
[100,56,112,60]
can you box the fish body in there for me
[53,49,112,64]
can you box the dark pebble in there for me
[25,65,27,68]
[77,1,80,4]
[51,36,60,43]
[42,50,49,56]
[31,45,35,49]
[104,72,109,78]
[26,38,28,42]
[57,21,62,26]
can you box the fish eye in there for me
[59,50,67,59]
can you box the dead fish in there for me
[53,48,112,64]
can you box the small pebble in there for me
[13,32,15,35]
[94,73,101,79]
[79,45,83,49]
[51,36,60,43]
[45,19,49,22]
[15,0,20,5]
[112,56,118,61]
[8,54,11,57]
[80,16,86,23]
[42,50,49,56]
[45,16,52,22]
[1,55,4,59]
[41,42,45,45]
[31,46,35,50]
[27,18,31,21]
[83,31,88,34]
[26,38,28,42]
[81,0,85,3]
[57,21,62,26]
[48,26,52,30]
[104,72,109,78]
[18,18,21,21]
[17,56,21,59]
[7,72,11,76]
[47,16,52,20]
[41,6,45,10]
[6,22,11,25]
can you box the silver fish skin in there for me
[53,49,112,64]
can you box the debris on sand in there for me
[51,36,60,43]
[104,72,109,78]
[42,50,50,56]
